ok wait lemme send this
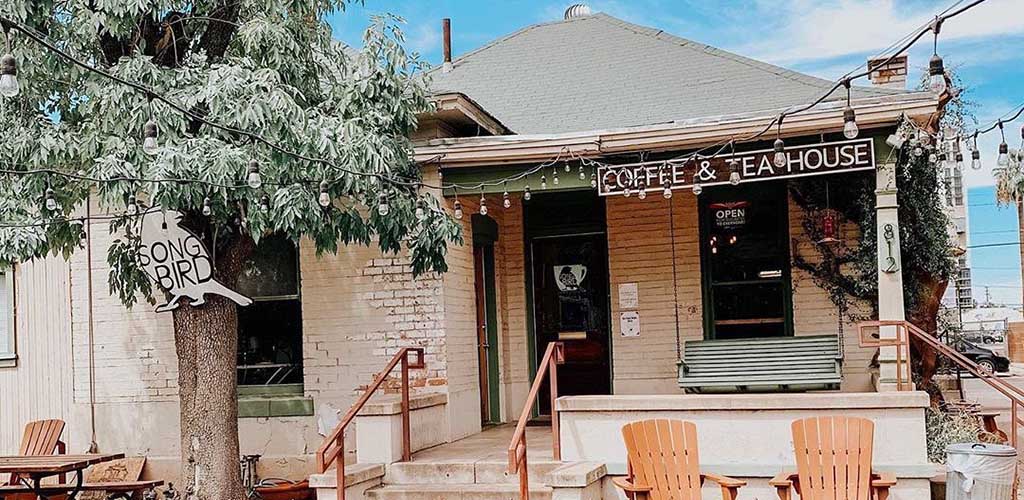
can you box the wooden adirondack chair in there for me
[5,419,67,486]
[770,416,897,500]
[614,419,745,500]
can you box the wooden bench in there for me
[0,480,162,499]
[678,335,842,393]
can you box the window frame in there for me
[0,268,17,368]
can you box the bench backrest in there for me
[678,335,841,392]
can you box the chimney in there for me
[442,18,452,73]
[867,55,908,90]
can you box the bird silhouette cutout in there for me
[139,208,253,312]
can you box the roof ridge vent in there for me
[564,3,592,19]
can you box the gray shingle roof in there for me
[428,13,906,135]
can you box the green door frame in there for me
[478,243,501,424]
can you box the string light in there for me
[202,196,212,216]
[246,159,263,189]
[773,118,787,168]
[142,119,159,155]
[590,173,597,189]
[415,199,426,220]
[691,182,702,196]
[637,180,647,200]
[0,24,18,98]
[259,195,271,211]
[453,198,463,220]
[552,168,559,186]
[479,190,488,216]
[377,192,390,216]
[578,165,586,181]
[318,180,331,207]
[540,174,547,190]
[997,121,1010,167]
[928,18,947,94]
[968,132,981,170]
[662,185,672,199]
[842,79,859,139]
[523,185,532,201]
[43,187,57,211]
[564,162,571,173]
[503,189,511,209]
[728,142,741,185]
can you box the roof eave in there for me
[419,92,512,136]
[415,93,939,167]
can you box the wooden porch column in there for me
[875,162,907,391]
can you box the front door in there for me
[531,233,611,414]
[473,243,501,424]
[699,182,793,339]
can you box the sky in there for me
[327,0,1024,307]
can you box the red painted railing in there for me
[859,320,1024,446]
[507,342,565,500]
[315,347,425,500]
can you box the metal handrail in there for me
[315,347,425,500]
[507,342,565,500]
[859,320,1024,446]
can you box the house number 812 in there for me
[883,223,899,274]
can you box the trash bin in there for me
[946,442,1017,500]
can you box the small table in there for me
[0,453,124,499]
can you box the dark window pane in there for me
[237,299,303,385]
[237,235,299,298]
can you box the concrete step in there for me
[384,460,562,485]
[366,483,552,500]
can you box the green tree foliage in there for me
[0,0,462,308]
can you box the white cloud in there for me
[737,0,1024,65]
[406,23,442,55]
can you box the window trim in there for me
[0,268,17,368]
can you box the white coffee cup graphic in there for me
[555,264,588,291]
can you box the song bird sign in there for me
[138,208,253,312]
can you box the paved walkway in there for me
[410,424,554,463]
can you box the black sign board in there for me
[597,138,875,196]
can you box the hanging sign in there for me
[710,201,749,230]
[139,208,253,312]
[597,138,875,196]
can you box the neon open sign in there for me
[596,138,875,196]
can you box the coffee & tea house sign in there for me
[597,138,875,196]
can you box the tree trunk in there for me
[909,275,949,406]
[172,230,252,500]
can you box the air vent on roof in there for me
[564,3,592,19]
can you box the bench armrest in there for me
[769,471,796,487]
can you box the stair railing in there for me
[315,347,425,500]
[507,341,565,500]
[859,320,1024,446]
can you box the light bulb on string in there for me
[540,174,547,190]
[479,193,488,216]
[564,162,571,173]
[553,168,559,186]
[246,159,263,189]
[623,186,631,198]
[728,162,741,186]
[377,192,391,217]
[578,165,586,181]
[142,119,159,155]
[523,185,532,201]
[970,132,981,170]
[415,200,426,220]
[928,19,947,94]
[998,122,1010,167]
[318,180,331,207]
[453,198,463,220]
[773,138,787,168]
[0,51,19,98]
[637,181,647,200]
[260,195,271,212]
[503,190,512,209]
[841,80,859,139]
[44,187,58,212]
[662,186,672,199]
[202,196,212,216]
[691,182,702,196]
[590,173,598,189]
[955,151,964,170]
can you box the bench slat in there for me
[678,335,842,392]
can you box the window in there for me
[0,270,15,367]
[235,235,303,387]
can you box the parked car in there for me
[953,339,1011,373]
